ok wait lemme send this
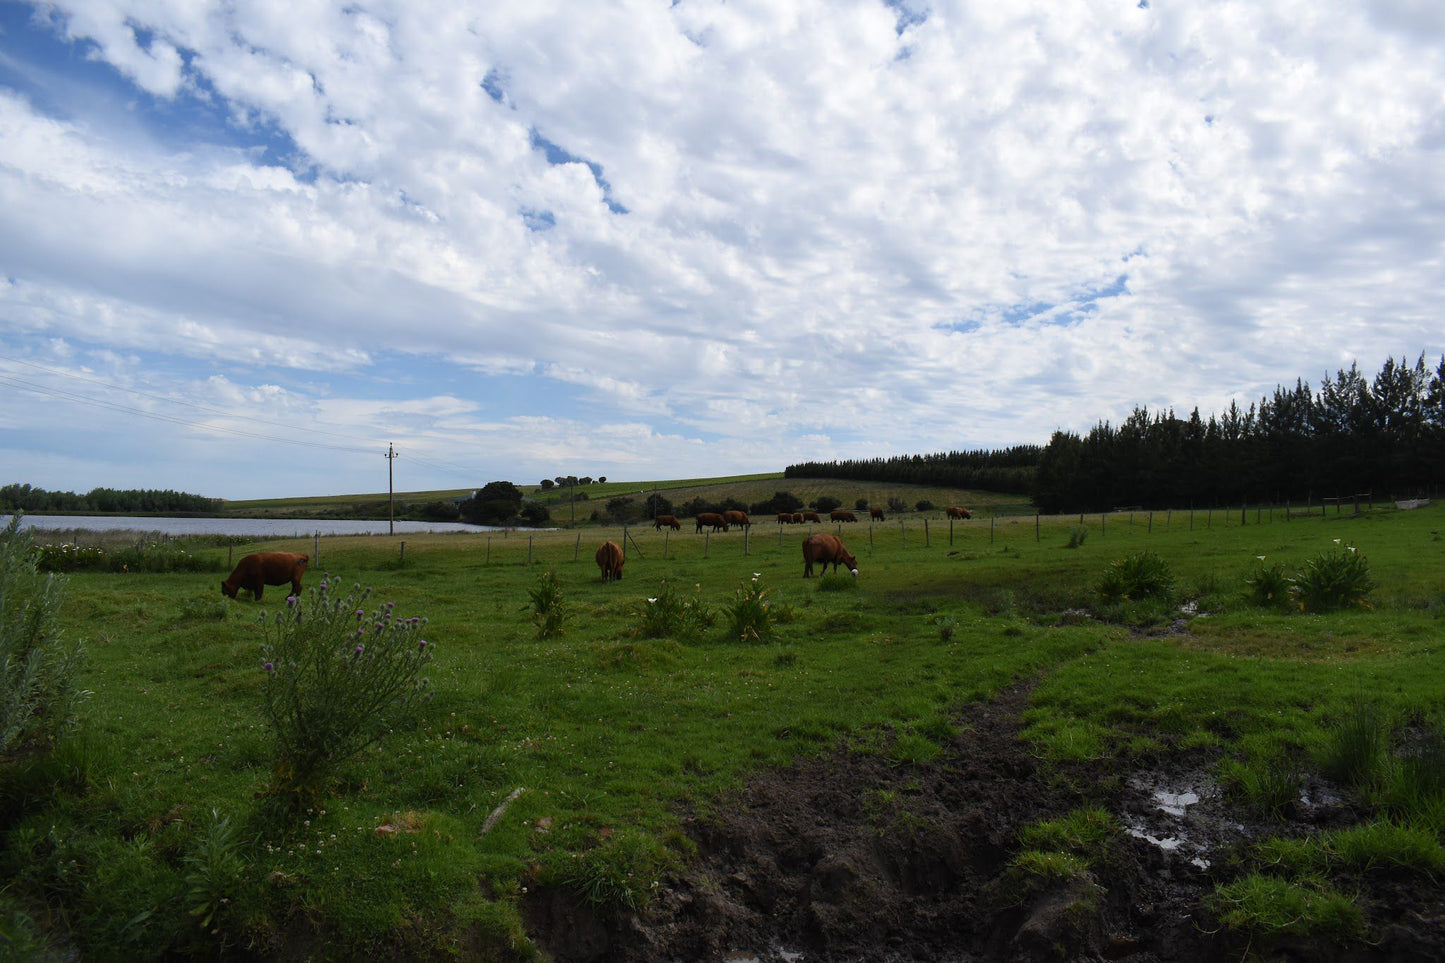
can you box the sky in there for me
[1,0,1443,500]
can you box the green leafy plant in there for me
[526,570,566,639]
[1097,551,1174,603]
[1290,543,1374,612]
[1246,556,1291,608]
[1,515,86,759]
[182,809,246,935]
[633,581,712,641]
[724,574,783,643]
[1066,525,1088,549]
[259,578,434,813]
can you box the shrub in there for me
[527,571,566,640]
[724,574,783,643]
[258,579,434,813]
[1291,543,1373,612]
[888,496,908,513]
[915,499,934,512]
[854,498,869,511]
[1097,551,1173,603]
[633,581,712,641]
[1065,526,1088,549]
[1,516,86,759]
[812,495,842,513]
[518,502,551,526]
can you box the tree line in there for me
[785,447,1042,495]
[1032,355,1445,513]
[0,484,221,514]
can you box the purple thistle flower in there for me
[263,662,275,673]
[287,596,298,607]
[356,609,365,619]
[418,639,428,649]
[354,644,364,655]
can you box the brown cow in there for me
[695,512,729,532]
[776,513,793,524]
[723,510,750,529]
[869,508,885,520]
[802,512,821,523]
[829,510,858,523]
[802,533,858,578]
[221,551,309,601]
[791,513,804,524]
[945,506,972,520]
[595,540,625,582]
[653,514,681,530]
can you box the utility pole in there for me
[385,442,399,535]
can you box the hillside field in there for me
[4,499,1445,960]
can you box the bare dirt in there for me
[524,680,1445,962]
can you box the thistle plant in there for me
[259,578,433,813]
[1097,551,1173,603]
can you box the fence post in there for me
[1102,512,1106,536]
[314,531,320,565]
[486,536,491,564]
[574,533,580,561]
[400,541,406,565]
[705,531,710,559]
[900,519,905,548]
[228,545,232,567]
[949,517,954,546]
[528,535,533,565]
[990,516,995,544]
[924,518,930,547]
[1148,512,1153,534]
[1035,514,1040,541]
[666,529,671,559]
[744,526,750,556]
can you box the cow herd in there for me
[222,506,974,598]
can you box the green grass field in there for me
[4,499,1444,958]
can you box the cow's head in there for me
[220,579,237,598]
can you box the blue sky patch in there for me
[529,127,629,214]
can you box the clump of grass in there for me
[1018,808,1117,862]
[816,573,858,592]
[526,570,566,639]
[1395,718,1445,806]
[1290,543,1374,612]
[1221,754,1301,820]
[1208,873,1364,944]
[889,730,942,766]
[259,579,434,814]
[179,594,229,622]
[1097,551,1173,603]
[1319,696,1387,790]
[554,830,676,917]
[1065,525,1088,549]
[632,580,712,641]
[1246,557,1291,608]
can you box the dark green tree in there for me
[460,481,523,525]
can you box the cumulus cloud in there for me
[0,0,1443,496]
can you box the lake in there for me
[4,515,504,537]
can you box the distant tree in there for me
[414,500,460,522]
[540,479,555,490]
[460,481,523,525]
[812,495,842,513]
[749,491,803,515]
[887,496,907,513]
[644,493,673,518]
[597,476,607,484]
[678,497,713,517]
[606,497,642,523]
[915,499,934,512]
[519,503,551,526]
[854,498,869,511]
[718,496,748,514]
[579,476,594,486]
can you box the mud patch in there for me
[529,682,1445,962]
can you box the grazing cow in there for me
[723,510,751,529]
[802,533,858,578]
[221,552,309,601]
[695,512,729,533]
[945,506,972,520]
[776,513,793,525]
[829,510,858,523]
[802,512,821,523]
[791,513,804,524]
[654,514,681,531]
[869,508,886,521]
[595,540,625,582]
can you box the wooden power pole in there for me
[385,442,399,535]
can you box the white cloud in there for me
[0,0,1442,496]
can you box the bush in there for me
[605,497,641,523]
[915,499,934,512]
[258,578,434,813]
[1097,551,1173,603]
[518,502,551,526]
[812,495,842,513]
[633,581,712,641]
[1,516,86,759]
[1065,526,1088,549]
[724,575,786,643]
[1246,557,1291,608]
[1291,543,1374,612]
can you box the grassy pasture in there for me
[4,501,1445,957]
